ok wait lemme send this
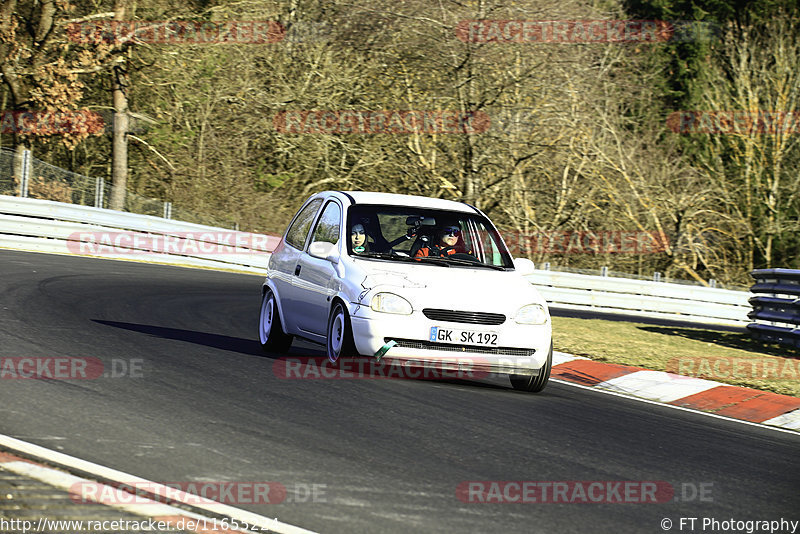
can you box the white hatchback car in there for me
[259,191,553,392]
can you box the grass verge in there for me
[551,316,800,397]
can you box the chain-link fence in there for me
[0,148,16,197]
[0,147,236,228]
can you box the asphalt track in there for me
[0,249,797,534]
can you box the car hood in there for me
[353,260,548,314]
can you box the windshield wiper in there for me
[358,252,450,266]
[356,252,505,269]
[437,257,508,270]
[412,256,452,267]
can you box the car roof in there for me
[327,191,478,213]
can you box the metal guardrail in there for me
[0,195,279,274]
[747,269,800,348]
[526,271,750,327]
[0,194,752,327]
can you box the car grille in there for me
[387,338,535,358]
[422,308,506,325]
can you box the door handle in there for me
[295,264,301,276]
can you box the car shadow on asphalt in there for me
[92,319,268,358]
[92,320,532,391]
[90,319,389,361]
[412,376,516,392]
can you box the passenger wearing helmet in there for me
[414,223,468,258]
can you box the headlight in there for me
[370,292,412,315]
[515,303,548,324]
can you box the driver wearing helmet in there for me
[415,223,467,258]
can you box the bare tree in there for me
[696,17,800,273]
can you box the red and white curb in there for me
[0,434,317,534]
[551,352,800,432]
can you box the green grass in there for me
[552,316,800,397]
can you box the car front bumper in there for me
[349,304,552,376]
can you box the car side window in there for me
[310,201,341,246]
[285,199,323,250]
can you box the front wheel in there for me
[327,301,357,363]
[259,290,293,353]
[509,340,552,393]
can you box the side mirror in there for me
[308,241,340,264]
[513,257,535,275]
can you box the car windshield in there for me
[346,204,514,269]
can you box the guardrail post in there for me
[163,201,172,219]
[19,148,31,198]
[653,271,661,282]
[709,279,716,288]
[543,262,550,271]
[94,177,104,208]
[601,266,608,277]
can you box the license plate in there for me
[429,326,498,346]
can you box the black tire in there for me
[258,290,293,353]
[326,301,357,363]
[509,340,552,392]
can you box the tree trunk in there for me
[109,0,129,211]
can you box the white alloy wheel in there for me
[259,290,292,353]
[327,302,356,362]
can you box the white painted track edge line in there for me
[0,433,319,534]
[549,378,800,436]
[1,461,189,519]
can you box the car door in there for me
[292,199,342,338]
[272,197,323,334]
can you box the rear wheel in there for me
[327,301,357,363]
[259,290,292,353]
[509,340,552,393]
